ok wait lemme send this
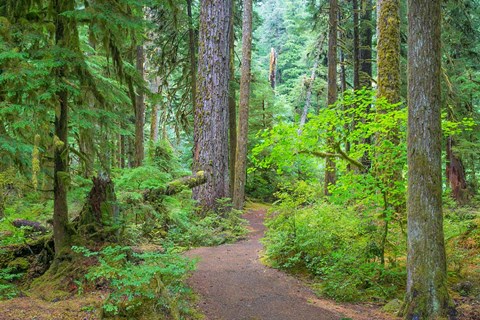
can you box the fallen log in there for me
[144,171,206,201]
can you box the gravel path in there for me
[186,207,394,320]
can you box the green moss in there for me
[7,257,29,272]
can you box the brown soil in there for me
[186,207,398,320]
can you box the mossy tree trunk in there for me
[53,0,75,256]
[193,0,232,211]
[324,0,338,196]
[233,0,252,210]
[401,1,455,318]
[376,0,402,265]
[134,44,145,167]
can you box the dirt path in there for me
[186,207,396,320]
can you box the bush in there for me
[73,245,196,319]
[262,182,405,302]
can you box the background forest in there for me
[0,0,479,319]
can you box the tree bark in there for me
[187,0,197,113]
[269,48,277,89]
[52,0,74,255]
[446,136,468,204]
[299,58,318,133]
[233,0,252,210]
[353,0,360,90]
[377,0,400,105]
[134,45,145,167]
[325,0,338,196]
[359,0,373,169]
[193,0,232,211]
[228,0,237,197]
[402,1,455,318]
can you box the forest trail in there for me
[186,205,395,320]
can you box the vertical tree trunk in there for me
[359,0,372,88]
[150,79,160,144]
[193,0,232,211]
[353,0,360,90]
[187,0,197,113]
[325,0,338,196]
[228,0,237,197]
[233,0,252,210]
[299,58,318,132]
[269,48,277,89]
[53,0,74,255]
[446,136,468,204]
[377,0,400,105]
[359,0,373,169]
[134,45,145,167]
[376,0,401,265]
[402,1,455,318]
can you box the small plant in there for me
[0,267,22,300]
[73,245,196,318]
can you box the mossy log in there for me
[0,235,54,268]
[144,171,206,201]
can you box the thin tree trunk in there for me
[53,0,74,255]
[446,136,468,204]
[401,1,455,318]
[359,0,373,169]
[325,0,338,196]
[233,0,252,210]
[150,78,160,144]
[269,48,277,89]
[228,0,236,197]
[353,0,360,90]
[187,0,197,110]
[134,45,145,167]
[299,58,319,133]
[193,0,232,211]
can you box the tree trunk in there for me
[233,0,252,210]
[325,0,338,196]
[193,0,232,211]
[269,48,277,89]
[228,0,236,197]
[299,58,318,133]
[377,0,400,105]
[376,0,402,265]
[144,171,206,200]
[134,45,145,167]
[187,0,197,113]
[359,0,373,169]
[52,0,74,256]
[353,0,360,90]
[150,79,160,144]
[401,1,455,318]
[446,136,468,204]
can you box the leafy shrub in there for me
[0,267,22,300]
[262,182,405,302]
[73,245,196,318]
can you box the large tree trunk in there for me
[324,0,338,196]
[134,45,145,167]
[233,0,252,210]
[401,1,455,318]
[228,0,236,197]
[53,0,74,255]
[193,0,232,211]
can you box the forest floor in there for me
[186,204,397,320]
